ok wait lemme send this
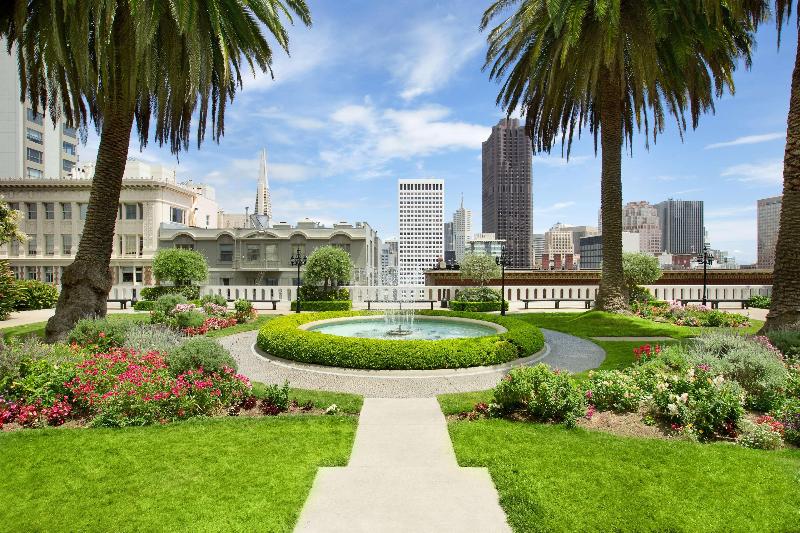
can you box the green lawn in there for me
[251,382,364,415]
[205,314,275,338]
[0,416,357,532]
[0,313,149,342]
[450,419,800,532]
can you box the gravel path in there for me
[219,328,605,398]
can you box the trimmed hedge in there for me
[257,310,545,370]
[133,300,155,311]
[139,285,200,301]
[450,300,509,312]
[13,279,58,310]
[290,300,352,311]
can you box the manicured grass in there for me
[251,382,364,415]
[0,313,149,342]
[515,310,763,338]
[0,416,357,532]
[450,419,800,532]
[205,314,275,338]
[438,390,493,416]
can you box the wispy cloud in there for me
[705,132,784,150]
[537,201,576,213]
[721,160,782,184]
[534,155,590,168]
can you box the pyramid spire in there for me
[255,148,272,219]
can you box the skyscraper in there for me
[443,222,454,263]
[398,179,444,285]
[757,195,782,269]
[0,41,78,179]
[255,148,272,219]
[482,118,533,268]
[655,199,704,255]
[451,195,473,263]
[623,201,662,254]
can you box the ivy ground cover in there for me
[0,416,356,532]
[449,419,800,532]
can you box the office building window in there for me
[26,108,43,125]
[28,236,37,255]
[219,243,233,262]
[78,203,88,220]
[62,159,74,173]
[62,234,72,255]
[61,203,72,220]
[62,141,76,155]
[26,147,43,164]
[26,203,37,220]
[44,266,54,283]
[170,207,185,224]
[45,234,54,255]
[26,167,43,179]
[44,202,54,220]
[26,128,43,144]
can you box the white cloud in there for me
[256,107,326,131]
[721,160,782,184]
[269,163,315,182]
[705,132,784,150]
[534,155,590,168]
[393,21,483,100]
[537,201,576,213]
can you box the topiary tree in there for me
[460,253,501,287]
[152,249,208,287]
[622,253,661,303]
[303,246,351,295]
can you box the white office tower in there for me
[452,194,473,262]
[0,41,78,179]
[398,179,445,285]
[255,148,272,219]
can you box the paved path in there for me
[295,398,511,533]
[219,328,605,398]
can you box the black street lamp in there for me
[696,245,714,306]
[496,246,512,316]
[290,247,307,313]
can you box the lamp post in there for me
[290,247,307,313]
[496,246,511,316]
[696,245,713,306]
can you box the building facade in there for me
[757,195,781,269]
[579,232,641,270]
[0,159,218,287]
[380,238,398,285]
[623,201,662,254]
[451,196,472,263]
[532,233,545,268]
[159,220,380,286]
[467,233,505,259]
[443,221,455,264]
[398,179,444,285]
[1,42,78,180]
[482,118,533,268]
[255,148,272,219]
[656,199,704,255]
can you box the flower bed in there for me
[257,311,544,370]
[149,295,255,335]
[632,300,750,328]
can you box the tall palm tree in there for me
[759,0,800,331]
[0,0,311,340]
[482,0,760,312]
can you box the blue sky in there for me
[81,1,794,264]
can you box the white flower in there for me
[656,382,668,392]
[667,403,678,414]
[687,368,695,379]
[712,376,725,387]
[325,404,339,415]
[677,393,689,404]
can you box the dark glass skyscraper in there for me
[655,199,704,255]
[482,118,533,268]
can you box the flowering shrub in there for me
[260,380,290,413]
[68,317,131,352]
[42,396,72,426]
[649,365,744,441]
[633,344,662,364]
[183,317,238,336]
[586,370,644,412]
[172,303,198,314]
[0,396,19,428]
[203,302,228,316]
[166,338,236,376]
[494,364,585,428]
[632,301,750,328]
[234,299,256,323]
[737,417,784,450]
[17,402,43,428]
[773,398,800,446]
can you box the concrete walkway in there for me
[295,398,511,533]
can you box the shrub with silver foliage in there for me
[123,323,187,354]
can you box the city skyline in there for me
[49,1,792,264]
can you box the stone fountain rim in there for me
[298,314,508,335]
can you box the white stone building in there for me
[467,233,505,259]
[398,179,444,285]
[623,200,662,255]
[757,195,781,269]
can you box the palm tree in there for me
[481,0,760,312]
[0,0,311,340]
[759,1,800,331]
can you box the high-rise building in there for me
[565,225,600,253]
[532,233,545,268]
[656,199,704,255]
[579,232,641,270]
[1,41,78,180]
[443,222,454,263]
[482,118,533,268]
[757,195,782,269]
[623,201,662,254]
[254,148,272,221]
[398,179,444,285]
[452,195,472,263]
[380,238,399,285]
[468,233,505,259]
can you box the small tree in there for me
[622,253,661,303]
[152,249,208,287]
[460,253,501,287]
[0,199,26,320]
[303,246,351,294]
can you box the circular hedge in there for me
[256,310,545,370]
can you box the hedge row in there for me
[449,300,509,312]
[139,285,200,301]
[256,310,545,370]
[290,300,352,311]
[133,300,155,311]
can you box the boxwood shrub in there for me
[14,279,58,310]
[449,300,508,312]
[132,300,155,311]
[139,285,200,301]
[290,300,352,311]
[256,310,544,370]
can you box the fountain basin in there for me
[301,315,507,341]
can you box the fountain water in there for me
[384,302,415,336]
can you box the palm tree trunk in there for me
[761,32,800,332]
[45,107,135,341]
[595,71,628,312]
